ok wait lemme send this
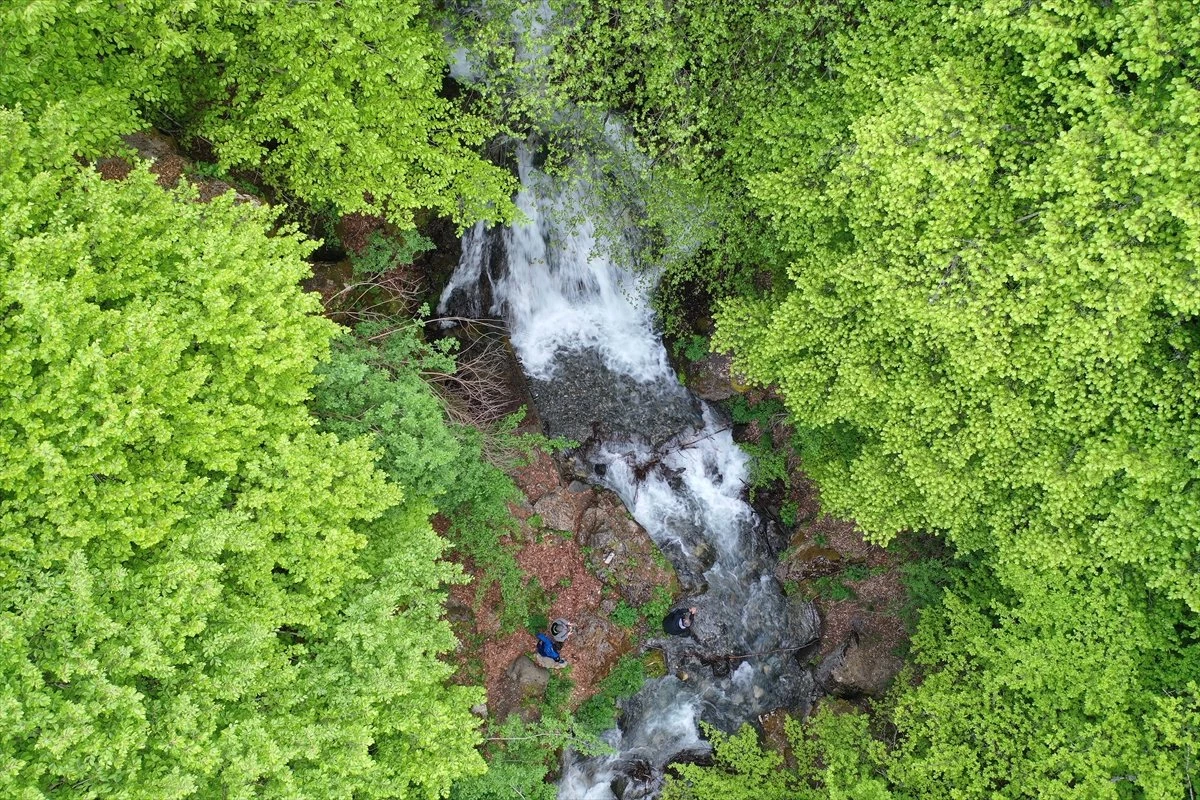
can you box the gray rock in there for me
[578,490,679,606]
[506,654,550,697]
[533,484,596,531]
[527,349,702,447]
[684,352,739,401]
[816,633,902,699]
[490,655,551,724]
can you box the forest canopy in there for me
[0,109,486,798]
[0,0,516,226]
[535,0,1200,794]
[2,0,1199,797]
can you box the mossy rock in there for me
[642,649,667,679]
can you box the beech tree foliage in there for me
[0,110,484,798]
[546,0,1200,794]
[311,327,539,630]
[0,0,515,226]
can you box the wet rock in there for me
[816,628,902,699]
[512,449,563,504]
[642,649,667,679]
[527,349,703,447]
[756,709,794,767]
[657,538,710,597]
[534,481,596,531]
[787,597,822,648]
[702,654,732,678]
[302,260,355,316]
[610,759,659,800]
[440,226,505,322]
[578,490,679,606]
[755,516,791,559]
[778,542,844,582]
[684,352,738,401]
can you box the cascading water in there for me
[439,143,819,799]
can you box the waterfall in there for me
[439,144,817,799]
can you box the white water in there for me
[440,144,815,799]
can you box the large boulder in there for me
[683,352,740,401]
[526,349,703,448]
[776,541,844,582]
[559,611,634,706]
[816,627,903,699]
[578,490,679,606]
[533,480,596,531]
[491,655,551,722]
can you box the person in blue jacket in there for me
[534,619,572,669]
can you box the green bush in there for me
[610,600,640,629]
[1,0,517,226]
[351,230,435,276]
[0,110,485,797]
[574,654,648,737]
[640,586,675,625]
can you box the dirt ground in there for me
[445,515,633,713]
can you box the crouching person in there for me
[534,631,568,669]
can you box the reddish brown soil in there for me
[814,564,909,666]
[149,154,186,188]
[95,157,133,181]
[446,527,619,711]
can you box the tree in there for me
[544,0,1200,794]
[662,711,892,800]
[0,0,516,226]
[0,109,483,798]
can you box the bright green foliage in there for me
[713,0,1200,606]
[573,654,648,736]
[639,585,675,626]
[531,0,871,322]
[310,326,540,631]
[313,329,467,502]
[449,714,570,800]
[548,0,1200,795]
[739,434,790,499]
[610,600,640,629]
[663,711,891,800]
[0,110,483,798]
[892,570,1200,798]
[351,232,437,278]
[449,673,619,800]
[1,0,516,226]
[662,723,798,800]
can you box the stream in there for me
[439,143,819,798]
